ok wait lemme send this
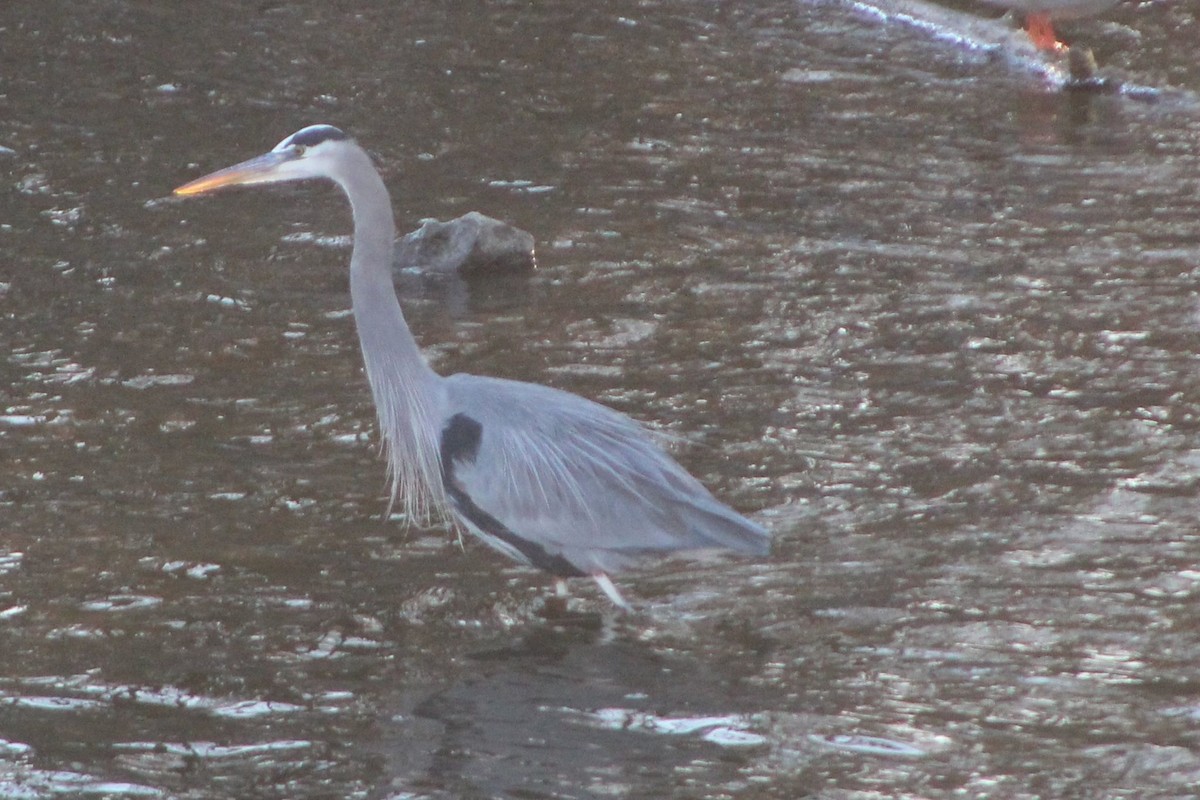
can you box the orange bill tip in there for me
[172,150,295,197]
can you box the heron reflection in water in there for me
[174,125,769,609]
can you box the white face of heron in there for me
[261,124,353,183]
[174,123,354,196]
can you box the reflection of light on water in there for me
[120,374,195,390]
[114,740,313,759]
[0,552,23,576]
[486,178,556,194]
[281,629,385,662]
[0,740,314,798]
[79,595,163,613]
[281,231,351,249]
[1076,646,1145,685]
[807,734,926,758]
[211,701,307,719]
[570,709,931,756]
[0,695,106,712]
[108,740,317,795]
[0,415,47,426]
[563,707,768,747]
[1,675,310,718]
[205,293,250,310]
[0,771,163,798]
[154,560,221,580]
[0,739,32,757]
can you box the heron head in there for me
[174,124,352,196]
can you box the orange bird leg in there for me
[1024,12,1066,52]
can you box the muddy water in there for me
[3,1,1200,797]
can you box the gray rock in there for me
[395,212,536,276]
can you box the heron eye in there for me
[294,144,308,156]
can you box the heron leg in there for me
[540,579,571,619]
[591,572,631,612]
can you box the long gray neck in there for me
[339,148,425,379]
[333,144,447,524]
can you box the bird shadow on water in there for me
[375,620,773,798]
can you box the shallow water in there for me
[3,1,1200,797]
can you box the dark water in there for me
[3,1,1200,797]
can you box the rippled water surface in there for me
[4,1,1200,797]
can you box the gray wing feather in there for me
[443,373,769,575]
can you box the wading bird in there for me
[174,125,770,610]
[976,0,1120,51]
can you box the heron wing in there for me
[440,373,768,575]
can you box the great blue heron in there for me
[174,125,770,609]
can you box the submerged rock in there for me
[395,212,536,276]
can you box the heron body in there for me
[174,125,770,609]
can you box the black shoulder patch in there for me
[438,411,585,578]
[285,124,349,148]
[440,413,483,469]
